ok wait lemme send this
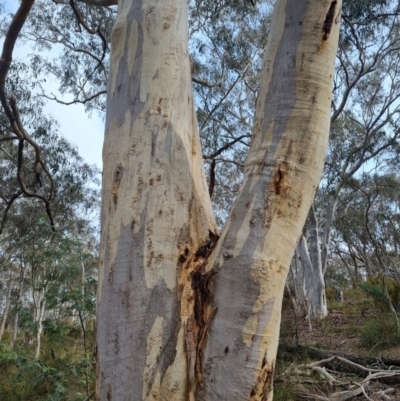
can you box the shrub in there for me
[359,314,400,349]
[274,382,295,401]
[360,275,400,311]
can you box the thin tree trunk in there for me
[97,0,341,399]
[11,311,19,347]
[34,297,45,359]
[11,262,25,347]
[307,207,328,318]
[33,290,46,359]
[321,187,340,274]
[299,235,315,311]
[0,271,13,342]
[293,243,307,311]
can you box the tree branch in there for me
[0,0,36,125]
[41,90,107,106]
[0,0,55,231]
[192,76,222,88]
[203,134,250,160]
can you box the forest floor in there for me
[281,309,400,358]
[276,291,400,400]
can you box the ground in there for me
[276,289,400,400]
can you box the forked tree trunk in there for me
[97,0,341,400]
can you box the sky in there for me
[2,0,104,169]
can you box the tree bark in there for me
[307,207,328,318]
[321,186,341,275]
[96,0,341,399]
[97,0,217,399]
[11,262,25,347]
[293,244,307,312]
[0,272,13,342]
[296,190,337,319]
[33,288,46,359]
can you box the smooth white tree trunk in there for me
[293,208,328,320]
[307,207,328,318]
[295,189,338,319]
[33,289,46,359]
[293,244,307,312]
[97,0,341,399]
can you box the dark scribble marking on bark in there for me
[112,164,124,206]
[178,246,190,264]
[273,166,287,195]
[322,1,337,40]
[208,159,216,198]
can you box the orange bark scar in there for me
[249,360,275,401]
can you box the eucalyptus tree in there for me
[331,172,400,283]
[1,0,341,400]
[0,82,99,354]
[293,0,400,319]
[0,268,13,341]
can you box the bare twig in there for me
[0,136,18,142]
[0,191,23,236]
[203,134,250,160]
[41,90,107,106]
[66,0,117,6]
[192,76,222,88]
[200,57,253,130]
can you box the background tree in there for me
[0,60,100,397]
[96,0,340,399]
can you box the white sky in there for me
[2,0,104,169]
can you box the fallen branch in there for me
[281,353,400,401]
